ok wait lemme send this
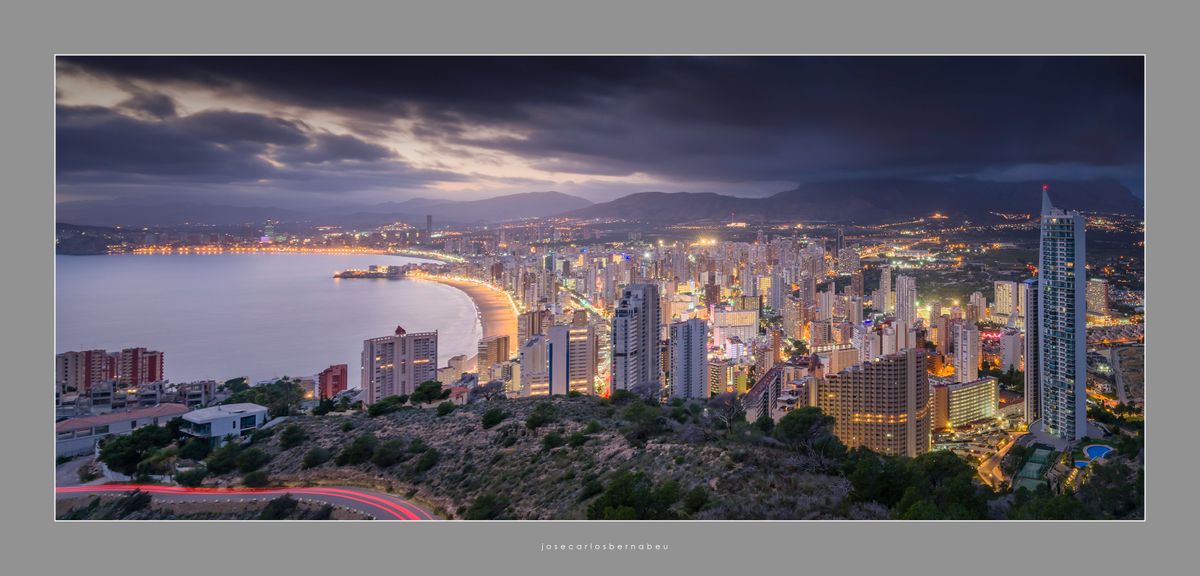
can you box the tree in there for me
[98,425,174,476]
[178,437,212,461]
[409,380,444,404]
[586,470,681,520]
[774,407,846,465]
[436,401,455,417]
[706,392,744,434]
[468,380,506,403]
[367,395,408,417]
[279,425,308,449]
[753,413,775,435]
[683,486,709,516]
[204,441,243,475]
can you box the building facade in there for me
[1036,191,1088,440]
[361,326,438,404]
[816,348,931,457]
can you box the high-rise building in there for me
[878,266,892,312]
[1086,278,1110,317]
[548,323,596,395]
[611,284,662,394]
[894,275,917,325]
[954,324,979,383]
[361,326,438,404]
[994,280,1019,323]
[668,318,709,399]
[317,364,349,399]
[55,349,115,392]
[477,335,511,380]
[425,214,433,239]
[117,348,163,386]
[999,328,1022,372]
[519,336,550,396]
[816,348,931,457]
[1036,190,1088,441]
[1022,279,1041,424]
[932,377,999,430]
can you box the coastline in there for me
[409,276,518,361]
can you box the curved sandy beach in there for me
[411,276,518,360]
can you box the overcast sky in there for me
[55,56,1144,209]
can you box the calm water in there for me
[55,253,483,385]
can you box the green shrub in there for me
[302,446,333,469]
[203,442,243,475]
[683,486,709,515]
[481,408,508,429]
[235,448,272,473]
[464,493,509,520]
[178,437,212,461]
[542,431,566,451]
[525,402,558,430]
[242,470,270,487]
[174,468,208,487]
[279,425,308,449]
[414,448,440,472]
[368,395,409,417]
[336,433,377,465]
[371,439,408,468]
[340,420,355,432]
[567,431,588,448]
[436,401,455,417]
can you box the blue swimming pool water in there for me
[1085,445,1114,460]
[1074,461,1090,468]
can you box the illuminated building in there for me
[361,326,438,404]
[932,376,999,430]
[999,328,1022,372]
[954,324,979,383]
[1022,278,1041,424]
[712,308,759,348]
[816,348,931,457]
[994,280,1019,324]
[895,275,917,325]
[477,335,512,381]
[548,323,596,395]
[519,335,550,396]
[1086,278,1110,317]
[1036,190,1088,441]
[612,284,662,394]
[668,318,709,399]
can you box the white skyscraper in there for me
[1037,190,1088,441]
[994,280,1019,323]
[362,326,438,404]
[519,335,550,397]
[1000,328,1022,372]
[668,318,709,399]
[954,324,979,383]
[895,275,917,326]
[612,284,662,395]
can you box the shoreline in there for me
[409,276,518,361]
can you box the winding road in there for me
[56,484,438,520]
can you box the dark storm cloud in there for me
[55,104,463,203]
[57,56,1144,199]
[118,90,178,119]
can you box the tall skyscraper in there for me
[548,323,596,396]
[954,324,979,383]
[425,214,433,239]
[668,318,709,399]
[816,348,931,457]
[362,326,438,404]
[477,335,511,380]
[1022,279,1041,424]
[519,335,550,396]
[117,347,164,386]
[878,265,892,312]
[894,275,917,325]
[1036,190,1088,441]
[611,284,662,394]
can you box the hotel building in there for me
[361,326,438,404]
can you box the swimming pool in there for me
[1085,445,1114,460]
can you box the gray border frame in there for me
[4,0,1191,573]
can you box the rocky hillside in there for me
[217,396,871,520]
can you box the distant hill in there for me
[563,179,1142,223]
[56,191,593,227]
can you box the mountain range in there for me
[55,179,1141,228]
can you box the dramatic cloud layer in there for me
[55,56,1144,208]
